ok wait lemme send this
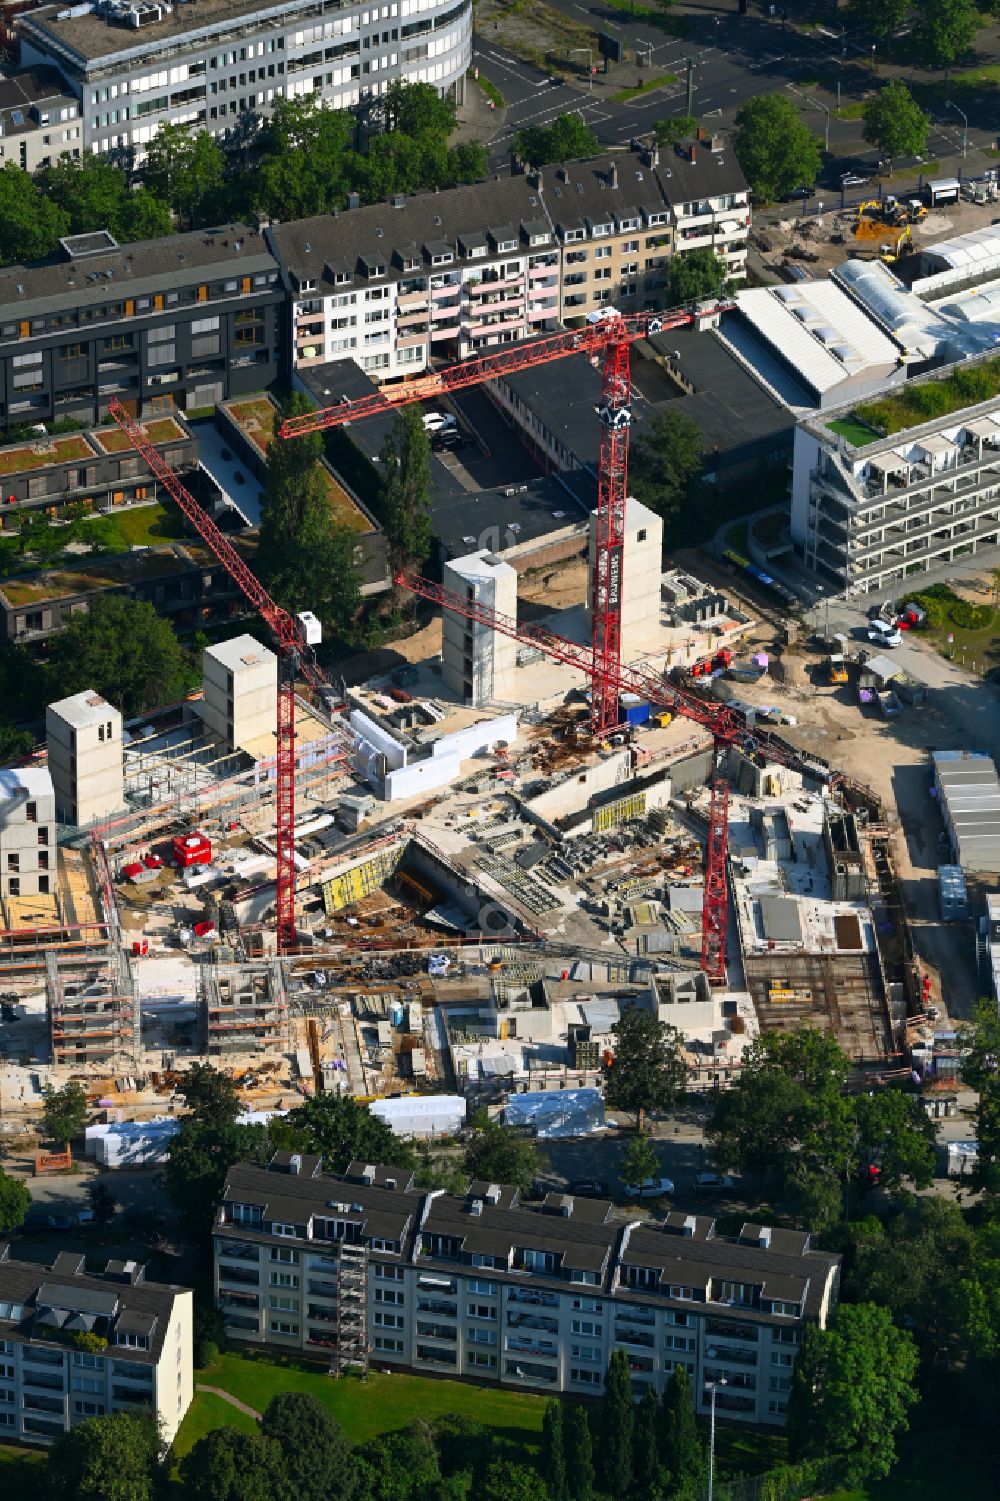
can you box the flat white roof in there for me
[925,222,1000,271]
[739,282,899,393]
[47,688,117,730]
[0,767,53,800]
[205,633,277,674]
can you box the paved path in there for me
[196,1384,262,1419]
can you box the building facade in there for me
[0,767,56,899]
[0,225,282,429]
[19,0,470,158]
[0,1246,193,1445]
[441,549,518,706]
[270,144,750,384]
[214,1155,839,1426]
[791,362,1000,594]
[46,689,125,827]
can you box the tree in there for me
[463,1117,542,1195]
[846,1198,974,1350]
[42,1080,88,1144]
[385,80,457,138]
[564,1405,595,1501]
[181,1427,289,1501]
[478,1460,548,1501]
[708,1028,854,1228]
[284,1092,412,1174]
[39,157,172,244]
[0,163,68,265]
[629,410,704,536]
[621,1130,661,1191]
[658,1366,704,1497]
[654,115,697,147]
[862,82,929,168]
[848,0,911,38]
[632,1385,663,1498]
[47,596,193,716]
[0,1167,30,1235]
[853,1088,936,1194]
[86,1179,119,1230]
[260,1392,357,1501]
[513,114,599,167]
[787,1302,919,1486]
[47,1409,164,1501]
[961,996,1000,1198]
[667,249,730,305]
[380,407,432,579]
[732,95,822,200]
[356,1422,443,1501]
[914,0,978,70]
[599,1347,633,1494]
[180,1062,242,1129]
[603,1003,688,1128]
[142,124,225,226]
[540,1401,569,1501]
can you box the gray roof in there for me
[0,66,76,134]
[759,894,804,944]
[540,156,673,234]
[0,1247,188,1366]
[0,223,276,322]
[21,0,312,66]
[657,139,749,205]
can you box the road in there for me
[474,7,976,176]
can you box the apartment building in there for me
[656,134,750,285]
[214,1154,839,1426]
[0,766,55,899]
[791,356,1000,593]
[0,66,81,172]
[269,174,562,382]
[0,414,196,530]
[18,0,470,158]
[0,1246,193,1445]
[0,223,281,428]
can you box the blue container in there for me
[625,703,651,726]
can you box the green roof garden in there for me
[0,435,94,477]
[828,355,1000,444]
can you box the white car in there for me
[867,625,903,648]
[694,1172,736,1192]
[586,306,621,324]
[623,1176,675,1199]
[422,411,456,433]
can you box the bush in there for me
[899,591,948,627]
[73,1331,108,1353]
[949,599,994,630]
[195,1337,219,1370]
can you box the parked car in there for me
[694,1172,736,1192]
[568,1179,611,1198]
[867,621,903,647]
[784,185,815,200]
[623,1176,675,1199]
[422,411,456,433]
[841,172,869,188]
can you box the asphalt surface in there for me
[475,6,979,178]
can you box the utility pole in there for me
[685,57,693,117]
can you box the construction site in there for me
[0,310,943,1152]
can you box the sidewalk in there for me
[453,73,507,150]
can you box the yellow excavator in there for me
[852,219,913,262]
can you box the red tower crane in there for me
[106,399,348,954]
[281,307,724,738]
[700,779,731,987]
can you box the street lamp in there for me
[569,47,593,93]
[947,99,968,158]
[706,1376,727,1501]
[871,43,876,70]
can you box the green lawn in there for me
[826,416,883,448]
[175,1353,549,1456]
[597,0,688,31]
[106,501,186,548]
[472,72,505,108]
[947,62,1000,90]
[610,72,677,104]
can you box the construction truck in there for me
[827,654,849,685]
[857,196,907,228]
[906,199,927,222]
[851,220,912,263]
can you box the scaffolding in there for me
[45,948,137,1068]
[331,1242,369,1377]
[201,960,290,1055]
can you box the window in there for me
[467,1351,497,1369]
[74,1399,105,1416]
[467,1327,497,1346]
[571,1368,601,1386]
[770,1351,794,1368]
[594,245,612,261]
[374,1335,404,1353]
[269,1247,299,1264]
[637,528,647,543]
[268,1294,299,1313]
[571,1319,601,1337]
[373,1311,404,1329]
[269,1320,298,1336]
[374,1287,404,1305]
[271,1222,298,1238]
[72,1353,101,1369]
[467,1280,498,1296]
[466,1304,496,1321]
[269,1272,299,1289]
[572,1297,601,1312]
[571,1344,600,1362]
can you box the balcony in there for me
[218,1265,260,1286]
[615,1328,655,1350]
[504,1359,557,1384]
[397,290,429,309]
[507,1312,558,1333]
[508,1289,558,1308]
[415,1323,457,1343]
[706,1345,757,1367]
[415,1345,457,1367]
[219,1290,259,1310]
[507,1335,556,1357]
[416,1300,457,1317]
[706,1320,758,1343]
[307,1280,339,1299]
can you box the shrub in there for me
[949,599,994,630]
[195,1337,219,1370]
[899,591,948,627]
[73,1331,108,1353]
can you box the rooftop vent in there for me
[485,1184,502,1204]
[470,1199,484,1217]
[682,1214,697,1236]
[758,1225,772,1249]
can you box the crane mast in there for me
[106,399,344,953]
